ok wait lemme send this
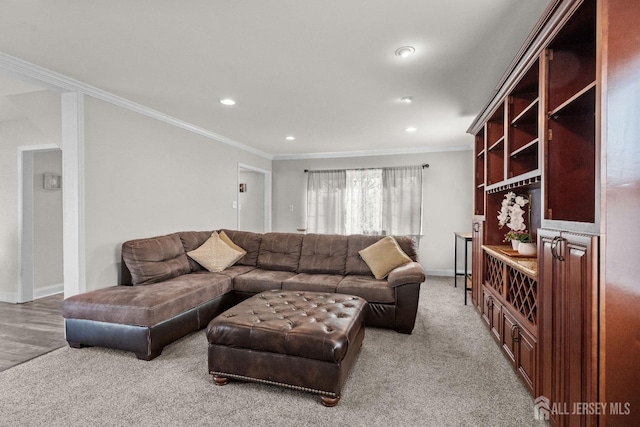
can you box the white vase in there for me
[517,242,536,256]
[511,240,520,250]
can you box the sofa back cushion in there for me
[219,229,262,266]
[257,232,303,272]
[298,234,348,275]
[177,230,213,271]
[395,236,419,261]
[121,233,190,285]
[357,236,413,279]
[346,235,418,276]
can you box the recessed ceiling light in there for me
[405,127,417,132]
[401,96,413,103]
[285,136,296,141]
[395,46,415,58]
[219,98,236,106]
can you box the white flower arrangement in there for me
[498,192,530,242]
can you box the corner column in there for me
[61,92,86,297]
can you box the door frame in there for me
[17,144,61,303]
[237,163,272,232]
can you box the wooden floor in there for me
[0,293,66,372]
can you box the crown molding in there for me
[272,144,472,161]
[0,51,273,160]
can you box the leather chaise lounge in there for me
[62,229,426,360]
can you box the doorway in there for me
[19,145,63,303]
[237,163,271,232]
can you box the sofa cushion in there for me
[219,229,262,266]
[219,230,246,254]
[62,273,232,327]
[122,233,190,285]
[394,236,419,261]
[298,234,348,275]
[358,236,412,279]
[178,231,213,271]
[232,268,296,293]
[282,273,343,293]
[337,275,395,303]
[346,235,385,276]
[346,235,418,276]
[257,233,303,272]
[217,264,256,279]
[187,232,246,272]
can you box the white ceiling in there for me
[0,0,550,158]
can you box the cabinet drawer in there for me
[481,287,491,327]
[501,310,517,365]
[517,325,536,395]
[490,298,501,342]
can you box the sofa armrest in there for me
[387,262,425,288]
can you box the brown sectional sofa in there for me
[63,229,426,360]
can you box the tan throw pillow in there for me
[358,236,413,279]
[219,230,247,257]
[187,231,245,272]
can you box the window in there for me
[345,169,383,235]
[306,169,346,235]
[306,166,423,237]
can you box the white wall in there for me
[0,119,60,302]
[272,150,473,275]
[33,149,63,296]
[82,97,271,291]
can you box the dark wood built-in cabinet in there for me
[468,0,640,426]
[482,246,538,395]
[539,230,598,427]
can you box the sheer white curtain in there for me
[345,169,382,235]
[382,166,423,236]
[306,170,346,234]
[306,166,423,236]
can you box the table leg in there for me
[464,239,468,305]
[454,235,458,288]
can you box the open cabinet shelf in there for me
[511,98,539,126]
[548,81,595,118]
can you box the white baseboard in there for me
[34,283,64,299]
[425,269,455,277]
[0,291,18,303]
[0,285,63,303]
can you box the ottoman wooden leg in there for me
[321,395,340,407]
[213,375,229,386]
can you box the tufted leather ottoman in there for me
[206,290,367,406]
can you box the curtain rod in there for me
[304,164,429,173]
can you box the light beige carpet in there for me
[0,276,546,427]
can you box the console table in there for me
[454,232,472,305]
